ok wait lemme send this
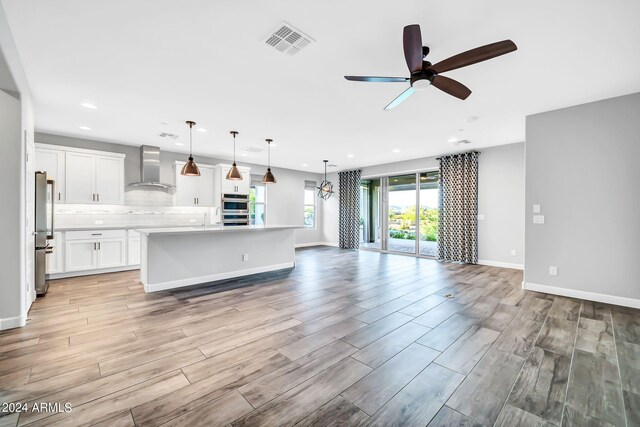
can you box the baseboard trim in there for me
[524,282,640,309]
[0,314,26,331]
[48,265,139,280]
[478,259,524,270]
[295,242,339,248]
[143,262,296,293]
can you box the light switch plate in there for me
[95,220,104,225]
[533,204,541,213]
[510,249,517,256]
[549,266,558,276]
[533,215,545,224]
[477,214,485,221]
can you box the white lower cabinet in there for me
[65,230,127,272]
[128,230,141,265]
[46,232,64,274]
[65,240,98,272]
[97,239,127,268]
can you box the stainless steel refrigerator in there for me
[35,171,55,295]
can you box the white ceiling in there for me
[3,0,640,172]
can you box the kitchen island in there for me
[137,225,300,292]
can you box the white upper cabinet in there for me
[95,155,125,204]
[174,162,214,206]
[35,147,66,203]
[65,152,96,203]
[197,165,215,207]
[215,164,251,197]
[36,143,125,205]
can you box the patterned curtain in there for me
[438,152,479,263]
[339,169,362,249]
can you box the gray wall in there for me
[478,143,524,266]
[0,89,22,326]
[35,132,324,245]
[525,92,640,300]
[0,1,35,329]
[322,143,525,266]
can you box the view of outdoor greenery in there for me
[388,205,438,241]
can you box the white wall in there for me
[322,143,525,267]
[0,2,35,330]
[34,132,324,246]
[525,92,640,306]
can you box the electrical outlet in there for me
[510,249,517,257]
[533,215,545,224]
[242,253,249,261]
[477,214,485,221]
[189,219,196,223]
[549,266,558,276]
[95,219,104,225]
[533,204,541,213]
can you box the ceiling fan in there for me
[344,25,517,110]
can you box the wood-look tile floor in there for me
[1,247,638,426]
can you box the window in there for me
[250,183,266,225]
[304,181,316,228]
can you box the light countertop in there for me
[137,224,302,236]
[56,224,214,232]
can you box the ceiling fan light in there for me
[262,168,276,184]
[226,162,243,180]
[181,157,201,176]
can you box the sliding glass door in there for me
[419,171,439,257]
[360,171,439,258]
[387,174,417,254]
[360,179,382,250]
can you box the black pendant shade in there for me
[262,139,276,184]
[181,121,200,176]
[226,131,243,181]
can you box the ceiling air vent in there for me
[158,132,180,140]
[264,22,314,55]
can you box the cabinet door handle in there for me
[97,194,100,202]
[197,197,199,205]
[58,193,61,201]
[92,194,95,202]
[98,242,101,250]
[93,242,96,250]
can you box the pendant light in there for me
[180,121,200,176]
[317,160,334,200]
[226,131,243,180]
[262,139,276,184]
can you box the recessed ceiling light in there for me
[392,148,400,153]
[160,122,168,125]
[78,126,91,131]
[240,153,248,156]
[175,142,184,146]
[448,138,458,143]
[302,163,308,167]
[81,103,97,109]
[347,154,354,158]
[196,128,207,133]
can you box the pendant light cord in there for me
[189,124,193,157]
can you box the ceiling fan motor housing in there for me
[410,69,435,91]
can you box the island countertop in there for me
[136,224,302,236]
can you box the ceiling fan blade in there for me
[344,76,409,83]
[384,86,415,110]
[431,75,472,100]
[429,40,517,74]
[403,24,423,74]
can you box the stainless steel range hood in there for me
[128,145,175,190]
